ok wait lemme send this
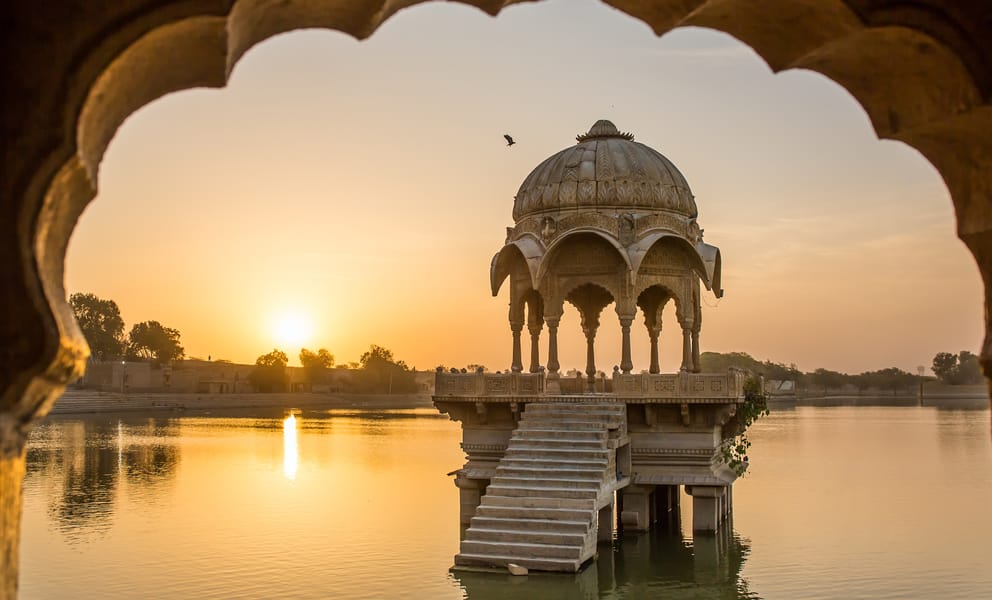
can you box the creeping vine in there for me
[721,376,770,476]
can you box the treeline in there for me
[249,344,419,394]
[701,350,983,394]
[70,292,184,365]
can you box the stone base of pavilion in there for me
[434,370,746,573]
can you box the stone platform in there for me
[435,370,746,572]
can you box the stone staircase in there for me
[454,402,627,572]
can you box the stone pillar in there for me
[2,423,26,600]
[686,485,725,533]
[620,485,653,531]
[691,328,701,373]
[454,476,487,527]
[546,317,561,393]
[598,502,614,542]
[583,326,597,393]
[648,328,661,374]
[510,321,523,373]
[619,316,634,374]
[528,323,542,373]
[680,327,692,372]
[654,484,680,530]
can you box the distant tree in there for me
[250,349,289,392]
[127,320,184,365]
[69,292,126,359]
[699,351,763,373]
[299,347,334,390]
[932,352,958,383]
[466,364,487,373]
[852,373,872,392]
[956,351,983,384]
[352,344,417,394]
[809,368,845,393]
[932,350,984,384]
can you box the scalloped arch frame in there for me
[4,1,992,594]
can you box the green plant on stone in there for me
[721,376,770,477]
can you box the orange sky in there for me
[65,0,982,373]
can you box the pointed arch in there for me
[489,234,544,296]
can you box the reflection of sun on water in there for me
[283,413,299,480]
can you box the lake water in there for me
[19,405,992,599]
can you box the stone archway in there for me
[4,1,992,595]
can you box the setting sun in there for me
[272,312,313,348]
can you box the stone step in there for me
[474,504,594,522]
[496,465,603,479]
[521,410,623,421]
[515,419,609,430]
[508,437,606,450]
[524,404,624,415]
[454,552,580,573]
[485,484,599,500]
[460,539,583,560]
[512,429,607,441]
[493,476,604,489]
[470,515,590,534]
[465,527,587,546]
[480,495,596,510]
[498,456,608,469]
[505,447,609,461]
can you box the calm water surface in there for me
[20,405,992,599]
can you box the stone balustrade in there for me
[434,369,746,402]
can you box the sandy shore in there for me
[46,388,436,419]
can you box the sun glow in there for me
[272,311,313,348]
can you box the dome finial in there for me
[576,119,634,142]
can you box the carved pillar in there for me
[545,317,561,393]
[619,316,634,374]
[691,328,701,373]
[638,288,667,375]
[526,294,544,374]
[583,325,597,393]
[680,326,692,372]
[510,321,523,373]
[528,325,541,373]
[648,329,661,374]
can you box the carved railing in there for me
[611,370,746,400]
[434,369,746,401]
[434,371,545,397]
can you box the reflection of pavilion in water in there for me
[24,419,180,540]
[435,121,749,573]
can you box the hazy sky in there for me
[66,0,982,373]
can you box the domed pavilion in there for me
[435,121,747,574]
[491,119,723,391]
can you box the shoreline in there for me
[46,389,436,419]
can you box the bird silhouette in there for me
[503,134,515,147]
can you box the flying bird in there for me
[503,134,515,147]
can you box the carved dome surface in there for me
[513,120,697,222]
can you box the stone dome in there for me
[512,120,697,222]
